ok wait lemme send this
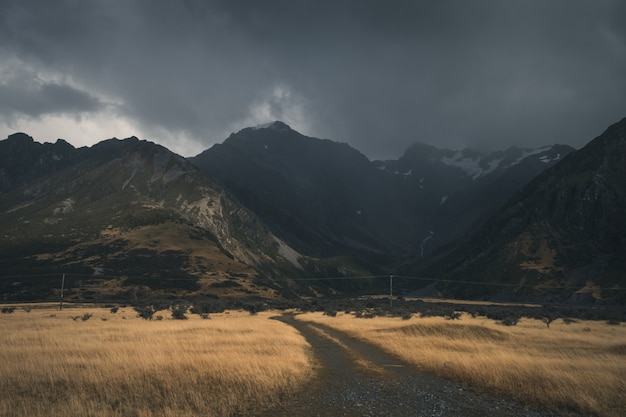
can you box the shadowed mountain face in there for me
[4,118,606,303]
[191,122,573,267]
[0,133,88,194]
[423,118,626,304]
[191,122,418,264]
[375,141,574,254]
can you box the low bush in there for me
[171,303,189,320]
[134,305,156,320]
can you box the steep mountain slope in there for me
[1,124,584,302]
[375,143,574,252]
[191,122,418,265]
[423,117,626,304]
[0,135,305,301]
[192,122,572,267]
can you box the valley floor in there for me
[0,304,623,416]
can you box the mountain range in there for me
[191,122,571,263]
[0,134,308,301]
[422,117,626,304]
[1,118,624,304]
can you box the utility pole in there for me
[389,274,393,308]
[59,273,65,310]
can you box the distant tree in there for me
[497,315,520,326]
[541,309,559,328]
[134,305,156,320]
[445,311,462,320]
[171,303,189,320]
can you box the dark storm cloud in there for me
[1,0,625,158]
[0,76,102,118]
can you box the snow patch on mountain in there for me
[539,153,561,164]
[512,146,552,166]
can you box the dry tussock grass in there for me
[298,312,626,417]
[0,306,312,417]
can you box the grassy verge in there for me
[0,306,313,417]
[297,311,626,417]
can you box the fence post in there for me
[59,273,65,310]
[389,275,393,308]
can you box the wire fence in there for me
[1,271,624,309]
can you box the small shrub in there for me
[171,303,189,320]
[155,315,163,321]
[541,309,560,328]
[242,303,261,316]
[445,311,462,321]
[134,305,156,320]
[81,313,92,321]
[355,310,375,319]
[110,306,119,314]
[323,309,337,317]
[497,316,519,326]
[190,300,226,315]
[1,307,15,314]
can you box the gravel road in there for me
[255,314,581,417]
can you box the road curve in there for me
[256,313,570,417]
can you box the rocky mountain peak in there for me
[251,120,292,131]
[7,132,35,143]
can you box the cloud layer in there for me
[1,0,625,158]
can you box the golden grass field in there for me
[296,311,626,417]
[0,305,312,417]
[2,303,625,417]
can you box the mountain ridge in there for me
[421,117,626,303]
[192,121,573,265]
[0,135,312,301]
[3,118,620,304]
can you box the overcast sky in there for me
[1,0,625,159]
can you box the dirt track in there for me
[258,314,572,417]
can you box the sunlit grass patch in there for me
[297,311,626,417]
[0,306,313,417]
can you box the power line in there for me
[2,272,624,292]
